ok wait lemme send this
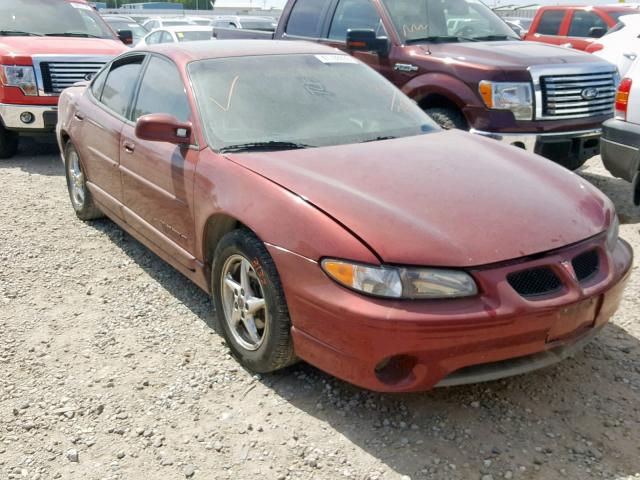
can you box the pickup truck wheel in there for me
[425,107,468,130]
[0,125,19,159]
[64,142,103,221]
[212,230,296,373]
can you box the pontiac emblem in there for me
[581,87,599,100]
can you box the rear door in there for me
[565,9,609,50]
[119,54,198,269]
[527,9,569,46]
[75,56,144,213]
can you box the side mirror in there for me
[346,29,389,56]
[588,26,606,38]
[135,114,192,145]
[118,29,134,45]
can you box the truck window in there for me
[536,10,565,35]
[101,59,144,118]
[132,57,190,123]
[328,0,386,40]
[568,11,607,38]
[286,0,327,37]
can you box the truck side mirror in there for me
[588,27,606,38]
[118,29,134,45]
[346,29,389,56]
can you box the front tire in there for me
[0,125,19,159]
[212,230,296,373]
[425,107,468,130]
[64,141,103,221]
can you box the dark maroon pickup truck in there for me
[214,0,619,169]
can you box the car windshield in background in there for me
[241,19,278,31]
[189,54,438,152]
[105,20,147,42]
[381,0,519,43]
[176,30,212,42]
[0,0,114,38]
[164,20,192,27]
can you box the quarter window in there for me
[568,11,607,37]
[536,10,566,35]
[90,67,108,99]
[132,56,190,123]
[328,0,385,40]
[100,58,144,118]
[286,0,327,37]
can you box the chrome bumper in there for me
[0,103,57,131]
[470,128,602,152]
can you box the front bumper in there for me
[0,103,58,132]
[470,128,602,168]
[601,118,640,183]
[268,236,633,393]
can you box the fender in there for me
[401,72,479,112]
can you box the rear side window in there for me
[132,56,190,123]
[328,0,385,41]
[286,0,327,37]
[536,10,565,35]
[101,58,144,118]
[568,11,607,37]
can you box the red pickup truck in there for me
[523,5,636,51]
[214,0,619,170]
[0,0,127,158]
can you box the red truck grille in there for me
[540,72,616,120]
[39,61,106,95]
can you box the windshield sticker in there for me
[70,2,93,10]
[177,32,185,38]
[315,55,358,65]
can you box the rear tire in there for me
[0,125,19,159]
[64,141,103,221]
[425,107,468,130]
[212,229,296,373]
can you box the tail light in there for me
[585,42,604,53]
[615,77,633,120]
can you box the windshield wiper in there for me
[361,136,397,143]
[0,30,43,36]
[471,34,519,41]
[45,32,103,38]
[405,35,480,44]
[219,141,314,153]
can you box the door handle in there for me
[123,142,135,154]
[74,113,84,121]
[623,52,637,61]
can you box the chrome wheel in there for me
[220,254,268,351]
[67,149,85,208]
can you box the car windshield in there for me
[0,0,114,38]
[189,54,438,152]
[240,19,278,31]
[105,20,147,43]
[176,30,212,42]
[381,0,519,43]
[164,20,192,27]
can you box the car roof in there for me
[152,25,213,32]
[138,40,343,65]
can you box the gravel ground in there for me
[0,138,639,480]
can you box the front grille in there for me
[40,61,105,94]
[541,72,616,119]
[572,250,600,283]
[507,267,562,298]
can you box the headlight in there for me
[606,214,619,251]
[479,81,533,120]
[0,65,37,96]
[321,259,478,299]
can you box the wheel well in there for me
[203,214,245,268]
[419,94,463,114]
[60,131,71,148]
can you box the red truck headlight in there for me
[0,65,38,96]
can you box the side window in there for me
[328,0,385,41]
[536,10,566,35]
[286,0,327,37]
[146,31,162,44]
[159,31,174,43]
[132,56,191,123]
[90,66,108,100]
[101,58,144,118]
[568,11,607,37]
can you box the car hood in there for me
[422,41,604,69]
[226,131,611,267]
[0,37,126,62]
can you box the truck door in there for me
[564,10,609,51]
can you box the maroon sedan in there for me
[56,41,633,392]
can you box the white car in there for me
[601,56,640,205]
[142,17,196,30]
[588,14,640,76]
[136,26,215,47]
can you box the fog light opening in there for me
[511,141,526,150]
[375,355,418,386]
[20,112,35,124]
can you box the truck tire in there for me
[425,107,468,130]
[0,125,19,159]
